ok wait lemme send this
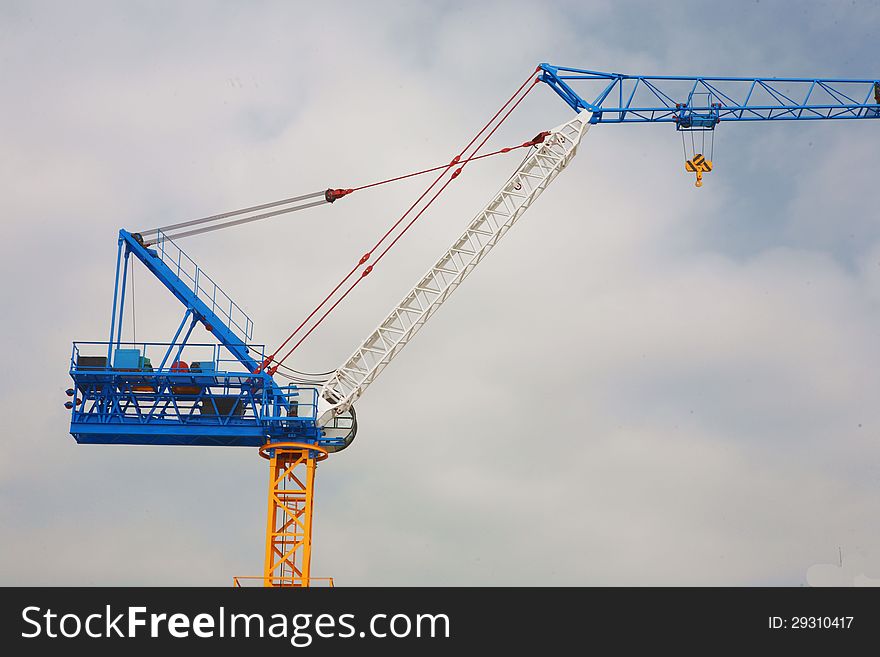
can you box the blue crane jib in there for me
[67,229,353,448]
[539,64,880,129]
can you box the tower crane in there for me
[66,64,880,586]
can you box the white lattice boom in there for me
[316,111,592,426]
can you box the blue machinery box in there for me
[112,348,141,370]
[111,349,153,371]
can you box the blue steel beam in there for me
[120,229,260,373]
[118,229,293,411]
[539,64,880,128]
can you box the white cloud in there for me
[1,0,878,585]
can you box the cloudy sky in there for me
[1,0,879,586]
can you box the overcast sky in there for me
[1,0,879,586]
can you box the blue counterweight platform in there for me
[67,230,353,450]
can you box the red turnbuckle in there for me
[325,188,353,203]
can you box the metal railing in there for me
[153,230,254,340]
[69,341,322,427]
[71,341,267,374]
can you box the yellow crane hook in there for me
[685,153,712,188]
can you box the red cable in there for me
[269,79,542,372]
[270,77,542,372]
[348,137,546,193]
[360,69,539,262]
[370,79,541,272]
[264,143,541,371]
[262,70,540,374]
[261,164,458,374]
[260,70,538,373]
